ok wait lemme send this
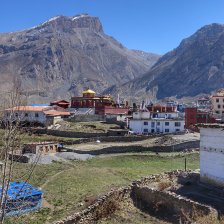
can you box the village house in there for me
[50,100,70,109]
[211,89,224,115]
[4,105,70,126]
[185,107,216,129]
[199,123,224,187]
[129,105,184,134]
[23,142,59,154]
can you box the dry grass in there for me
[157,180,172,191]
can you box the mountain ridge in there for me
[111,23,224,101]
[0,13,160,102]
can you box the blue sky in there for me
[1,0,224,54]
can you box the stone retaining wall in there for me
[65,140,199,155]
[62,135,156,145]
[67,115,105,122]
[54,187,131,224]
[54,171,218,224]
[132,186,217,222]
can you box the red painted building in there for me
[185,108,216,129]
[71,89,114,108]
[147,104,177,113]
[71,88,129,115]
[50,100,70,109]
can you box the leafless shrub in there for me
[0,84,40,223]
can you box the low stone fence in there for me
[62,135,155,145]
[132,185,217,222]
[8,154,29,163]
[54,187,131,224]
[66,115,105,122]
[54,171,218,224]
[64,140,199,155]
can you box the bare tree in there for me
[0,84,41,223]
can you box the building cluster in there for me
[3,88,129,127]
[4,87,224,135]
[185,89,224,129]
[129,104,184,134]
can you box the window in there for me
[175,122,181,127]
[15,113,18,117]
[35,113,39,117]
[216,98,219,103]
[218,104,221,109]
[151,129,155,133]
[165,122,169,126]
[143,129,148,133]
[151,122,155,128]
[165,129,169,133]
[157,122,160,126]
[175,129,180,132]
[143,121,148,125]
[216,111,220,114]
[25,113,28,117]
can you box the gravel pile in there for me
[24,153,66,164]
[56,152,94,161]
[23,152,94,164]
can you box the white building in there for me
[4,106,70,126]
[199,124,224,187]
[129,111,184,134]
[211,89,224,115]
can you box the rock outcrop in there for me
[0,14,160,102]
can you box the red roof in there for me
[43,110,70,116]
[5,106,49,112]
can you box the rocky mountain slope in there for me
[114,23,224,100]
[0,14,160,102]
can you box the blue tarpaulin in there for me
[0,182,43,216]
[31,104,49,106]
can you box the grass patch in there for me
[6,153,199,223]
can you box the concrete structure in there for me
[129,110,184,134]
[211,89,224,115]
[199,124,224,187]
[23,142,59,154]
[4,106,70,126]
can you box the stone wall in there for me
[54,171,218,224]
[32,128,108,138]
[65,140,199,155]
[67,114,105,122]
[54,187,131,224]
[132,186,217,222]
[8,154,29,163]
